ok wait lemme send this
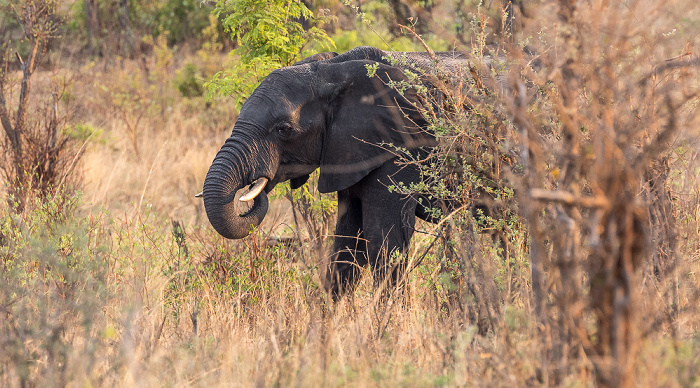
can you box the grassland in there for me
[1,0,700,386]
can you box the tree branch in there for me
[15,38,41,141]
[529,188,610,208]
[0,88,16,147]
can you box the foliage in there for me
[173,62,205,98]
[507,2,698,384]
[67,0,218,56]
[148,0,213,45]
[64,122,102,143]
[0,192,330,385]
[207,0,334,106]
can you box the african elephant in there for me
[201,46,469,297]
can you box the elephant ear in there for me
[314,60,436,193]
[290,174,310,189]
[274,52,337,191]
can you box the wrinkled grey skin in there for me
[202,46,468,297]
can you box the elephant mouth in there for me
[238,177,270,216]
[239,177,269,202]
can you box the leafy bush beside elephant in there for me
[201,46,473,297]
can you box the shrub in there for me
[0,0,84,212]
[174,62,204,98]
[0,193,110,386]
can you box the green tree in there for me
[207,0,334,106]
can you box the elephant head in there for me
[202,47,436,239]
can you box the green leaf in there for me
[208,0,335,105]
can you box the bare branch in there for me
[529,188,610,208]
[0,88,15,148]
[639,58,700,88]
[15,36,42,138]
[397,23,436,60]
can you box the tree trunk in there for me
[84,0,100,55]
[118,0,133,55]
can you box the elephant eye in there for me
[276,123,297,138]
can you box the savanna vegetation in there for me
[0,0,698,386]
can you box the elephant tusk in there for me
[195,191,203,198]
[239,177,269,202]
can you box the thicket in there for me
[69,0,218,56]
[387,2,699,385]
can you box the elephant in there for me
[201,46,470,297]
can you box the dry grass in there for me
[63,54,292,230]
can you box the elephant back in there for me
[301,46,504,90]
[320,46,388,64]
[319,46,471,78]
[385,50,470,76]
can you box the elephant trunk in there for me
[203,137,276,239]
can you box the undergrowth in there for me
[0,192,541,386]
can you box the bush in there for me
[0,0,84,212]
[0,193,110,386]
[174,62,204,98]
